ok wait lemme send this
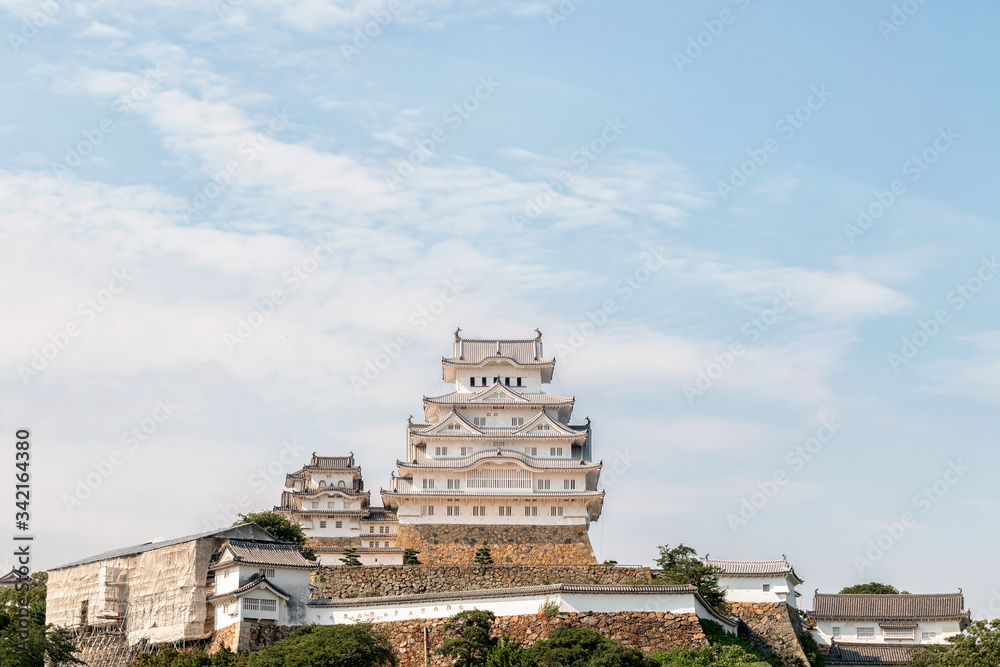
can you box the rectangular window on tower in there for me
[517,378,523,386]
[505,377,511,386]
[525,447,537,456]
[369,526,374,533]
[460,447,470,455]
[447,479,461,489]
[470,377,476,386]
[435,447,448,456]
[473,417,485,426]
[550,447,563,456]
[550,506,564,516]
[311,502,319,508]
[335,521,343,528]
[524,506,538,516]
[421,505,435,516]
[472,506,487,516]
[512,417,524,426]
[564,479,576,490]
[422,479,435,489]
[537,479,551,490]
[498,506,512,516]
[482,377,487,385]
[370,541,375,548]
[319,521,327,528]
[447,505,460,516]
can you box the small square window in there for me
[320,521,327,528]
[832,627,841,638]
[762,584,770,592]
[335,521,342,528]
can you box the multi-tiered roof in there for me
[382,330,604,524]
[276,453,368,518]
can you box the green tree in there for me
[473,546,494,565]
[340,548,362,566]
[0,571,82,667]
[798,631,825,667]
[909,619,1000,667]
[650,621,773,667]
[130,645,245,666]
[232,511,316,561]
[436,610,497,667]
[485,635,536,667]
[653,544,727,611]
[838,582,908,594]
[529,627,656,667]
[602,560,618,566]
[247,625,396,667]
[403,548,421,565]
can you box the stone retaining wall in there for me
[397,523,596,565]
[237,610,707,667]
[728,601,809,666]
[311,564,652,599]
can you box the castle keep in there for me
[381,330,604,564]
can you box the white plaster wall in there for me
[812,619,962,645]
[719,575,798,608]
[396,496,589,525]
[457,370,543,393]
[308,590,735,634]
[233,564,311,626]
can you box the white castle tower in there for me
[381,329,604,564]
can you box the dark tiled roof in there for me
[825,642,915,664]
[0,569,25,584]
[705,557,804,584]
[286,453,361,480]
[362,507,398,523]
[213,539,314,569]
[812,592,968,620]
[50,524,279,571]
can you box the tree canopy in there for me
[232,511,316,561]
[436,610,497,667]
[529,627,656,667]
[653,544,727,611]
[650,620,775,667]
[838,583,908,594]
[909,620,1000,667]
[0,571,81,667]
[247,625,397,667]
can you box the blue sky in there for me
[2,0,998,617]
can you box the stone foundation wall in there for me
[235,611,706,667]
[728,602,809,666]
[311,564,652,599]
[396,523,597,565]
[205,623,238,654]
[306,536,356,548]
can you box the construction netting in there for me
[46,537,216,647]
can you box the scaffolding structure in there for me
[46,525,274,666]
